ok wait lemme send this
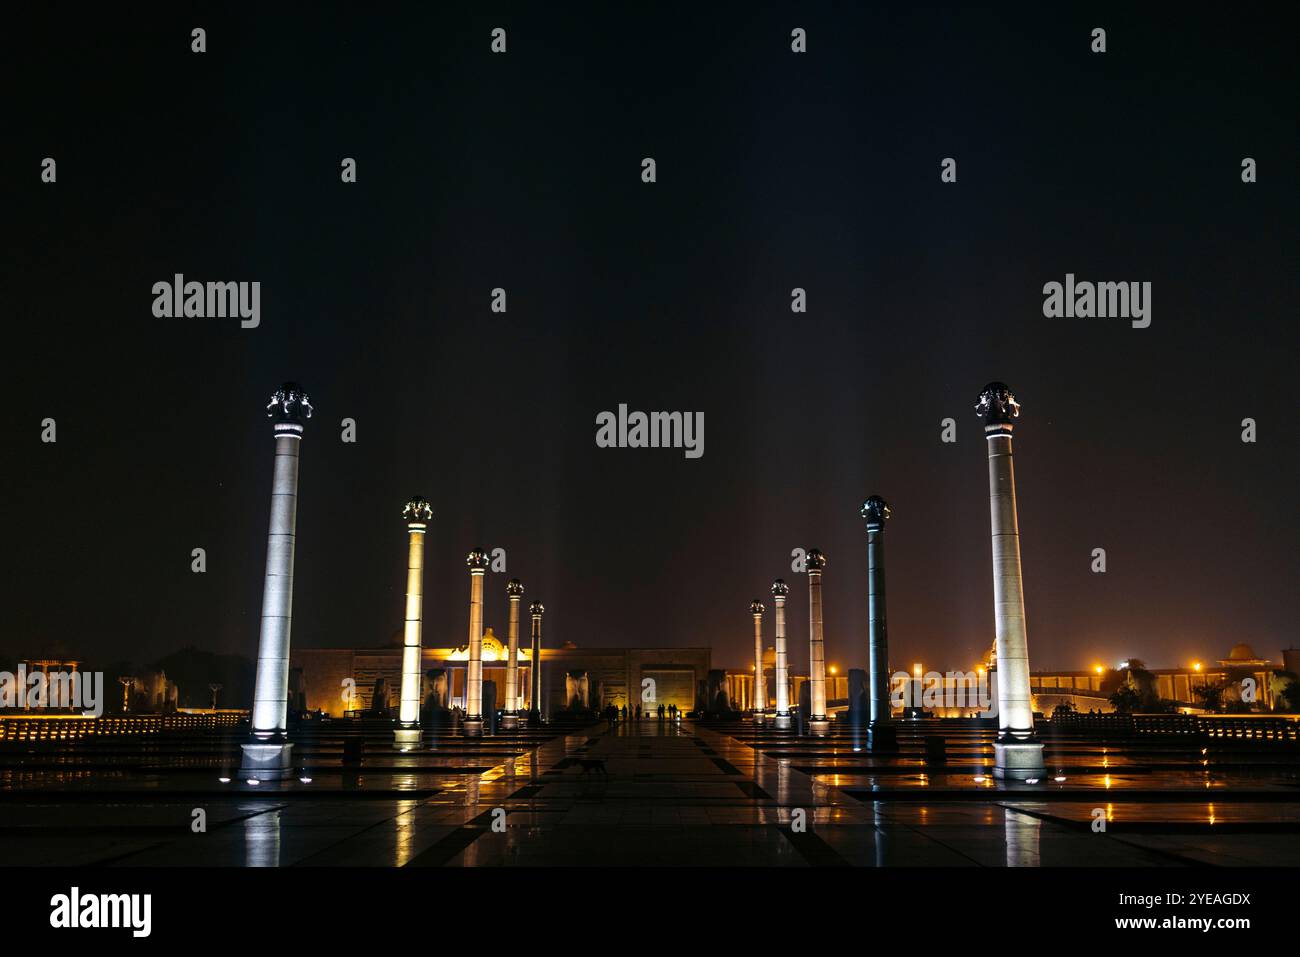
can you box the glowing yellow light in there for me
[1193,661,1202,672]
[913,663,922,677]
[1094,665,1103,675]
[829,665,837,675]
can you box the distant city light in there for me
[1094,665,1103,674]
[1193,661,1202,672]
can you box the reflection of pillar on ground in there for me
[1003,808,1042,866]
[771,580,791,729]
[977,382,1046,780]
[806,549,830,736]
[463,549,488,737]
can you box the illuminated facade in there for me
[1031,643,1286,712]
[293,639,711,719]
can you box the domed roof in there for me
[1227,643,1257,661]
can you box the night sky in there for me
[8,4,1298,681]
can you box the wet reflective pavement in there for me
[1,718,1298,866]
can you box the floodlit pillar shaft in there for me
[467,570,485,720]
[397,498,432,733]
[528,602,545,722]
[502,580,524,730]
[865,517,889,724]
[243,383,312,779]
[806,550,828,728]
[976,382,1045,780]
[772,581,790,725]
[399,527,426,724]
[506,587,521,713]
[860,497,898,751]
[250,433,300,735]
[986,433,1034,735]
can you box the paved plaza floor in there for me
[2,718,1298,866]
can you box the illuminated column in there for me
[241,383,312,780]
[502,579,524,730]
[749,600,767,726]
[463,549,488,737]
[806,549,830,736]
[527,602,545,725]
[771,580,791,729]
[860,496,898,751]
[977,382,1045,779]
[394,497,432,750]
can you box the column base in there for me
[392,728,423,750]
[867,723,899,751]
[239,741,295,781]
[992,740,1046,780]
[808,718,831,737]
[500,713,519,730]
[752,711,766,728]
[773,712,792,730]
[463,718,484,738]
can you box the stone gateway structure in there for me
[293,640,711,720]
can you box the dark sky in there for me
[7,4,1298,680]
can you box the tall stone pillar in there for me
[771,580,792,729]
[394,496,432,750]
[241,383,312,780]
[860,496,898,751]
[463,549,488,737]
[527,601,545,725]
[806,549,830,736]
[977,382,1045,779]
[502,578,524,730]
[749,600,767,726]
